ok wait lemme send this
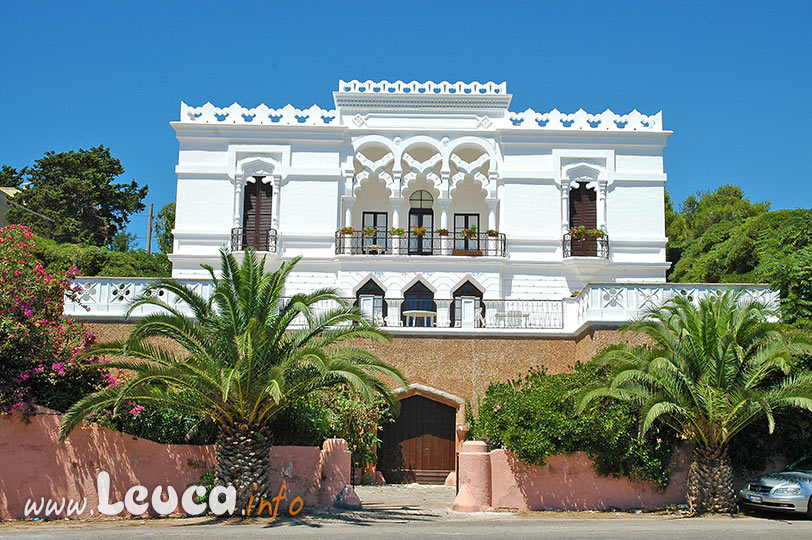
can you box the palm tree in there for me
[578,290,812,514]
[60,250,407,513]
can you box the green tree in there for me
[578,291,812,514]
[678,184,769,241]
[6,146,147,245]
[670,209,812,324]
[154,202,175,253]
[0,165,25,188]
[108,232,136,252]
[59,250,407,512]
[665,185,769,272]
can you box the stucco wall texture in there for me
[0,408,354,520]
[86,323,647,405]
[452,441,689,512]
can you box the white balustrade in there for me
[65,278,776,333]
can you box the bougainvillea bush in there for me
[0,224,106,415]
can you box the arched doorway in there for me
[408,190,434,255]
[402,281,436,327]
[377,393,456,484]
[450,280,485,328]
[355,279,387,326]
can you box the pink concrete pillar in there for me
[451,441,491,512]
[318,438,361,509]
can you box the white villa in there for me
[64,80,773,483]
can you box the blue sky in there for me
[1,0,810,249]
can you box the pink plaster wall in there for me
[0,409,353,520]
[453,442,689,512]
[489,449,688,511]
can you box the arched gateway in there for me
[377,384,463,484]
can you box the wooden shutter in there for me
[569,183,598,256]
[242,179,273,250]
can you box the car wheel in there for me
[807,496,812,520]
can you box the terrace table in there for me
[363,244,386,254]
[402,310,436,327]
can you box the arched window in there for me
[355,280,386,326]
[451,281,485,328]
[242,177,273,251]
[402,281,436,327]
[408,191,434,255]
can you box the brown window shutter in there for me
[242,178,273,250]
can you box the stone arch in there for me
[392,383,465,411]
[351,273,388,295]
[400,139,443,192]
[236,156,281,184]
[447,137,496,172]
[448,273,488,296]
[400,274,437,296]
[352,135,398,157]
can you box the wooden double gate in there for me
[377,395,456,484]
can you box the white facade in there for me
[63,80,776,331]
[171,80,669,305]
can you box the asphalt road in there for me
[1,514,811,540]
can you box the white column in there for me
[561,181,570,235]
[440,199,450,230]
[233,180,243,228]
[487,200,497,231]
[391,197,401,228]
[344,199,354,228]
[598,179,608,230]
[271,175,281,231]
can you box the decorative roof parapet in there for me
[179,101,338,126]
[336,79,508,95]
[508,108,662,131]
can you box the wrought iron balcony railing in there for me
[231,227,278,253]
[335,230,507,257]
[563,233,609,259]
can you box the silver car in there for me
[739,455,812,518]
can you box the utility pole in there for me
[146,203,154,254]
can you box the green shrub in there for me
[265,386,394,469]
[469,363,677,488]
[33,236,170,277]
[101,404,218,445]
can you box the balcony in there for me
[563,233,609,259]
[335,231,507,257]
[231,227,278,253]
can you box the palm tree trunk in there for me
[687,445,736,514]
[215,423,271,515]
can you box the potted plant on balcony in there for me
[568,226,605,241]
[461,224,477,239]
[486,229,499,238]
[412,225,427,237]
[388,227,405,236]
[436,228,449,237]
[363,226,379,237]
[339,226,354,235]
